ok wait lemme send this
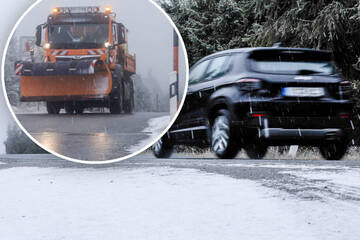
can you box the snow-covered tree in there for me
[161,0,249,65]
[4,124,47,154]
[161,0,360,80]
[5,36,20,106]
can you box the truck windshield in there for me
[249,50,338,75]
[48,24,109,49]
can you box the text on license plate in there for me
[282,87,325,97]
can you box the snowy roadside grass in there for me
[283,169,360,189]
[169,146,360,160]
[12,103,108,114]
[127,115,170,153]
[0,166,359,240]
[12,103,47,114]
[279,167,360,201]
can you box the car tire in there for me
[152,135,173,158]
[211,109,239,159]
[319,141,348,160]
[244,144,268,159]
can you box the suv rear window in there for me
[204,55,231,80]
[248,50,338,75]
[189,60,210,84]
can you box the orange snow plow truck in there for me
[15,6,136,114]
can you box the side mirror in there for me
[118,24,126,45]
[35,25,42,47]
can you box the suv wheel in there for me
[211,109,239,159]
[319,141,348,160]
[244,144,268,159]
[152,135,173,158]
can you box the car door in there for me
[186,55,233,141]
[170,59,211,143]
[171,55,232,144]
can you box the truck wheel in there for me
[109,94,122,114]
[211,109,239,159]
[319,141,348,160]
[244,144,268,159]
[123,79,134,114]
[109,100,121,114]
[152,135,173,158]
[64,104,75,114]
[46,102,60,114]
[75,107,84,114]
[109,65,123,114]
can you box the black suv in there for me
[153,47,354,160]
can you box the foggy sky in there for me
[0,0,187,153]
[0,0,35,153]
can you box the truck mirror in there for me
[118,25,126,44]
[35,25,42,47]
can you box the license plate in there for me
[282,87,325,97]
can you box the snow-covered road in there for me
[0,158,359,240]
[16,112,168,161]
[127,115,170,153]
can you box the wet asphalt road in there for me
[16,112,167,161]
[1,153,359,202]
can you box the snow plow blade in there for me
[15,60,112,101]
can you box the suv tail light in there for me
[251,113,265,117]
[237,78,273,97]
[238,78,260,83]
[237,78,262,91]
[338,81,353,99]
[339,113,351,119]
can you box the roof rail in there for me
[272,42,282,48]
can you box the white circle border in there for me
[1,0,189,164]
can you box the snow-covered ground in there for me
[0,166,359,240]
[127,115,170,152]
[284,169,360,187]
[12,103,47,114]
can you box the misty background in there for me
[1,0,187,153]
[0,0,35,153]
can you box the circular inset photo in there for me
[2,0,188,163]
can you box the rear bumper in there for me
[232,114,354,145]
[259,128,343,141]
[232,99,353,120]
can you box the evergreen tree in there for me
[5,36,20,106]
[4,124,48,154]
[161,0,360,80]
[161,0,249,65]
